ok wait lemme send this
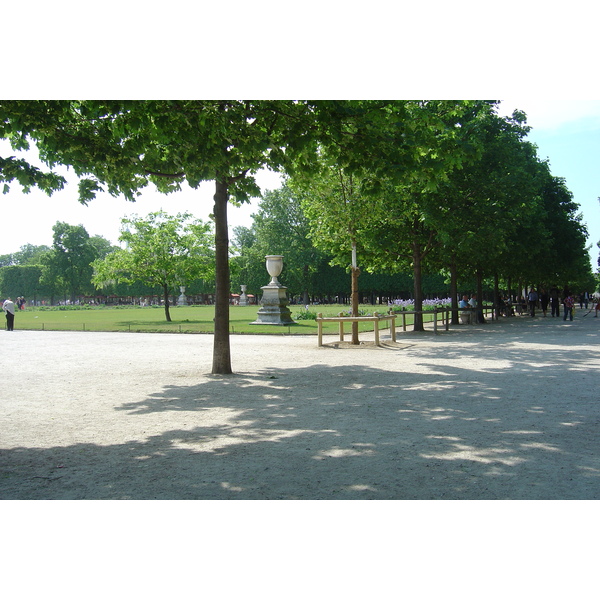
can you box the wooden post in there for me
[351,266,360,345]
[390,314,396,342]
[317,313,323,347]
[338,312,345,342]
[433,309,438,335]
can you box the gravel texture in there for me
[1,313,599,500]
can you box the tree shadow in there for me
[2,343,599,499]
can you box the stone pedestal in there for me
[177,286,188,306]
[251,284,295,325]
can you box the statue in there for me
[251,255,295,325]
[239,285,248,306]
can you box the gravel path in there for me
[1,313,599,499]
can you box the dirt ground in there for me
[1,312,599,500]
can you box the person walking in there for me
[3,297,16,331]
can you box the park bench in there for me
[460,308,475,325]
[315,312,396,347]
[459,306,497,324]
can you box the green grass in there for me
[11,304,431,335]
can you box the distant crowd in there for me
[490,287,598,321]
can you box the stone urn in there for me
[177,285,188,306]
[265,255,284,286]
[239,284,248,306]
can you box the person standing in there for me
[549,285,560,317]
[539,288,549,317]
[563,293,574,322]
[528,287,538,317]
[3,297,15,331]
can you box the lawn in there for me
[10,304,429,335]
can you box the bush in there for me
[295,309,318,321]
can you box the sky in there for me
[1,101,598,270]
[499,99,600,269]
[0,139,284,254]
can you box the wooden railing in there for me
[315,312,396,347]
[394,309,450,334]
[315,305,498,346]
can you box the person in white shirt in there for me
[3,297,16,331]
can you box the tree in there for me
[361,183,446,330]
[15,243,48,264]
[533,171,591,287]
[0,265,43,300]
[418,108,542,320]
[0,254,12,268]
[42,222,99,302]
[92,211,214,321]
[230,225,259,294]
[88,235,117,261]
[0,243,52,267]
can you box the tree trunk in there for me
[351,266,360,344]
[476,269,485,324]
[449,254,459,325]
[302,265,310,305]
[493,272,500,319]
[412,242,424,332]
[351,241,359,344]
[163,283,171,322]
[212,179,233,375]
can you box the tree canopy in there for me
[42,222,101,303]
